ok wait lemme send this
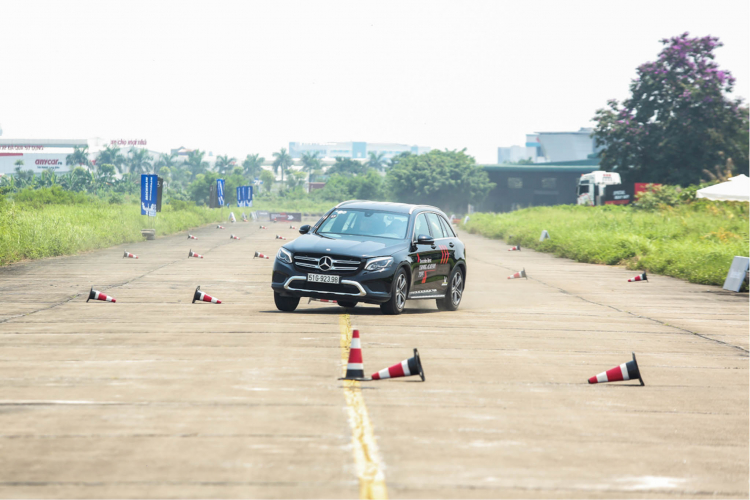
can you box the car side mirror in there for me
[299,224,311,234]
[417,234,434,246]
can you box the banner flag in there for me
[236,185,253,207]
[217,179,225,207]
[141,174,157,216]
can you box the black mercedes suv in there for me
[271,200,467,315]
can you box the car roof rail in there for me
[335,199,361,208]
[409,204,441,214]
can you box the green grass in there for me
[0,200,225,266]
[462,203,749,286]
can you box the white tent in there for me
[696,174,749,202]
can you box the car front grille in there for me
[293,253,362,274]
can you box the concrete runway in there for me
[0,220,747,499]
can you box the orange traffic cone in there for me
[371,349,425,382]
[230,234,240,240]
[276,235,287,240]
[507,268,527,280]
[87,287,116,303]
[188,249,204,259]
[339,329,369,381]
[188,234,198,240]
[588,353,644,386]
[192,286,221,304]
[508,245,521,251]
[260,225,267,229]
[628,272,647,282]
[290,225,297,229]
[253,251,270,259]
[216,225,225,229]
[123,251,138,259]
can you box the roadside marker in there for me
[339,329,370,381]
[371,349,425,382]
[260,225,268,229]
[87,287,116,303]
[507,268,527,280]
[253,251,270,259]
[123,251,138,259]
[290,225,297,229]
[540,230,550,241]
[230,234,240,240]
[229,212,236,223]
[188,234,198,239]
[276,235,287,240]
[188,249,204,259]
[508,245,521,251]
[588,353,644,386]
[216,225,225,229]
[192,285,221,304]
[628,272,648,282]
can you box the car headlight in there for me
[364,256,393,272]
[276,247,292,264]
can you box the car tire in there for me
[338,300,358,308]
[380,268,408,315]
[274,292,300,312]
[436,266,464,311]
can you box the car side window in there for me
[413,213,430,240]
[425,213,446,239]
[439,216,455,238]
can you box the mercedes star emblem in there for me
[319,256,333,271]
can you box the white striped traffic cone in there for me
[216,225,225,229]
[188,234,198,240]
[260,225,267,229]
[371,349,425,382]
[87,287,116,303]
[253,251,270,259]
[276,235,287,240]
[508,245,521,251]
[308,297,337,304]
[123,251,138,259]
[192,286,221,304]
[230,234,240,240]
[588,353,644,386]
[628,272,647,282]
[188,249,204,259]
[290,225,297,229]
[339,329,369,381]
[507,268,527,280]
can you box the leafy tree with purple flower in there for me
[592,33,749,185]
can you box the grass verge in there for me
[462,203,749,286]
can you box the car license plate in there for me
[307,273,340,284]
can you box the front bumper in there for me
[271,259,394,304]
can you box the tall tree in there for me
[154,152,177,173]
[66,146,91,170]
[127,148,153,175]
[242,153,265,180]
[327,157,368,176]
[592,33,749,185]
[185,150,209,179]
[300,151,321,192]
[97,145,127,173]
[214,154,237,175]
[272,147,293,187]
[366,151,387,172]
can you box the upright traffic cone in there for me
[628,272,647,282]
[123,251,138,259]
[87,287,116,303]
[188,234,198,240]
[260,225,267,229]
[253,251,270,259]
[508,245,521,251]
[188,249,204,259]
[192,286,221,304]
[276,235,287,240]
[339,329,369,381]
[588,353,644,386]
[371,349,425,382]
[216,225,225,229]
[308,297,337,304]
[230,234,240,240]
[507,268,527,280]
[290,225,297,229]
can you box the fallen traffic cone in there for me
[290,225,297,229]
[230,234,240,240]
[192,286,221,304]
[216,225,225,229]
[87,287,116,303]
[371,348,425,382]
[123,251,138,259]
[339,329,369,381]
[507,268,527,280]
[508,245,521,251]
[588,353,644,386]
[308,297,337,303]
[628,272,647,282]
[276,235,287,240]
[188,234,198,240]
[188,249,204,259]
[260,225,267,229]
[253,251,270,259]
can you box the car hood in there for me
[285,233,408,259]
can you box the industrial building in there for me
[289,141,431,160]
[498,128,600,164]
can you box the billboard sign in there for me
[141,174,157,216]
[236,185,253,207]
[270,212,302,222]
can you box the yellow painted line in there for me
[339,314,388,500]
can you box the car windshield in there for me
[317,209,409,240]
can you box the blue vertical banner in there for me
[236,185,253,207]
[216,179,225,207]
[140,174,157,216]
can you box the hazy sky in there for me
[2,0,748,163]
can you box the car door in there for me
[425,213,451,290]
[438,214,458,286]
[409,212,444,298]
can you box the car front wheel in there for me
[274,292,300,312]
[436,267,464,311]
[380,268,408,315]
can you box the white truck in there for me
[576,171,623,206]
